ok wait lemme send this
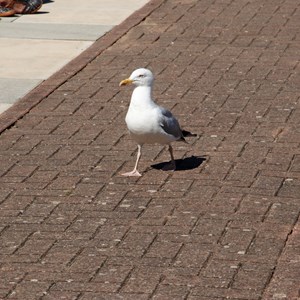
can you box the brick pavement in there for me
[0,0,300,299]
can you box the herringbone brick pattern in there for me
[0,0,300,299]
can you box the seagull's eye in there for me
[138,74,145,78]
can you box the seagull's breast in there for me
[125,106,174,145]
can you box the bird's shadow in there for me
[151,155,206,171]
[33,11,50,14]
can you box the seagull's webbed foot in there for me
[121,170,142,177]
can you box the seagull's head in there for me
[119,68,154,87]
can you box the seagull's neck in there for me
[130,86,155,109]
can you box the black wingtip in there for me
[182,129,197,137]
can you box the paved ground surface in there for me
[0,0,300,299]
[0,0,148,114]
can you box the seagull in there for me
[119,68,196,177]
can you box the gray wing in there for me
[158,107,184,140]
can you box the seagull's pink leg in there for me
[162,144,176,171]
[122,145,142,176]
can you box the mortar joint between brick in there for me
[88,257,108,283]
[198,251,213,276]
[141,233,159,259]
[112,190,130,211]
[38,237,60,263]
[217,220,232,246]
[228,261,243,289]
[262,211,300,298]
[245,231,258,255]
[148,272,167,299]
[40,282,56,300]
[284,106,297,124]
[0,189,14,205]
[4,271,26,299]
[116,265,136,293]
[12,231,35,255]
[261,202,276,223]
[66,247,85,268]
[113,160,128,178]
[170,242,185,266]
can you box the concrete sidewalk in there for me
[0,0,148,114]
[0,0,300,299]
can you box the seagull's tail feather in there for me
[182,129,197,138]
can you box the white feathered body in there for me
[125,86,182,145]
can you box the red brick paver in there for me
[0,0,300,299]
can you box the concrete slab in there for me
[0,38,93,79]
[0,78,41,103]
[0,0,149,115]
[0,16,18,22]
[0,23,113,41]
[0,103,13,114]
[15,0,148,25]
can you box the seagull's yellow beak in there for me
[119,78,133,87]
